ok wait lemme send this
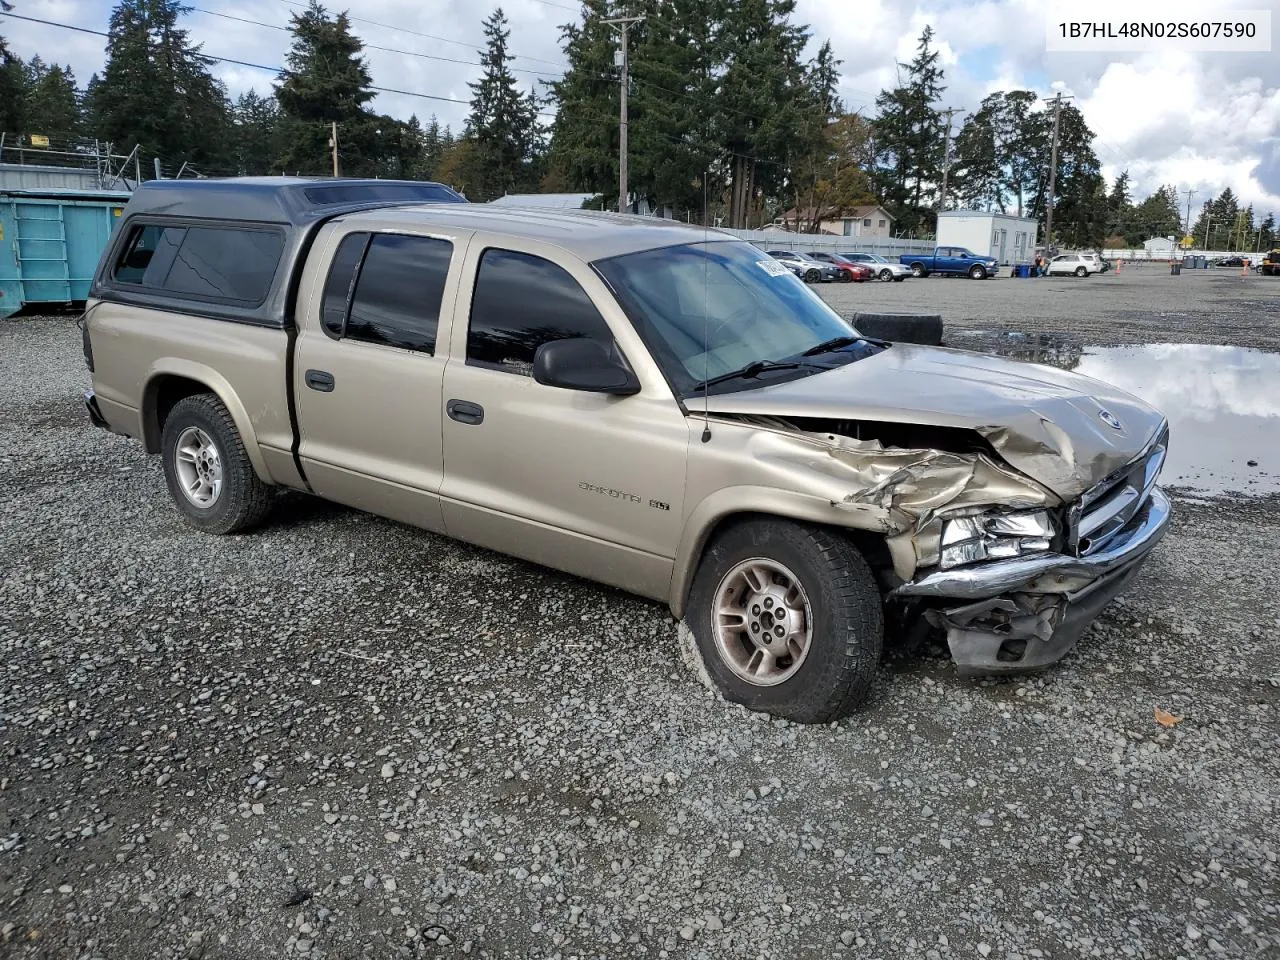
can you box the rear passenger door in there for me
[293,228,463,533]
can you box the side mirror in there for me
[532,338,641,396]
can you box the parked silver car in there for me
[838,252,912,282]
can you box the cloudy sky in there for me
[3,0,1278,215]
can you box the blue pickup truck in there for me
[899,246,999,279]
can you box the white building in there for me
[936,210,1039,265]
[1142,236,1177,257]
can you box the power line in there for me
[0,11,485,108]
[190,6,564,77]
[270,0,572,68]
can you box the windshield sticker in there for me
[756,259,791,277]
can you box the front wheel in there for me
[969,265,987,280]
[686,519,883,723]
[1075,266,1088,277]
[804,269,821,283]
[161,394,273,534]
[879,268,894,282]
[909,263,926,278]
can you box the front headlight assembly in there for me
[939,510,1055,569]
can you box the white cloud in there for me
[3,0,1277,213]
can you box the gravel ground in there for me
[2,273,1279,960]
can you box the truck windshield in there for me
[595,240,878,397]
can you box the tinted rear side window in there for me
[321,232,370,337]
[343,234,453,353]
[467,249,614,375]
[164,227,284,303]
[111,222,283,304]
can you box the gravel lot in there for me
[3,268,1279,959]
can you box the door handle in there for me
[305,369,335,392]
[446,399,484,425]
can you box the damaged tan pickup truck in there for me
[83,178,1171,722]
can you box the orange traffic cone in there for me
[1241,260,1250,276]
[1115,258,1122,274]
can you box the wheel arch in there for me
[142,361,271,482]
[666,488,893,619]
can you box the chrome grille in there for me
[1072,426,1168,556]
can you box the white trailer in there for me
[937,210,1039,265]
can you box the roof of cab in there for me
[118,176,467,224]
[342,203,738,261]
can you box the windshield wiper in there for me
[691,359,812,392]
[800,335,861,357]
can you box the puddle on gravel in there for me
[949,331,1280,497]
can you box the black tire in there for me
[892,276,905,282]
[804,269,821,283]
[879,268,894,282]
[687,519,883,723]
[160,393,273,534]
[1075,266,1088,277]
[968,264,987,280]
[909,262,927,278]
[840,271,853,283]
[849,311,944,345]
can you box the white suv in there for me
[1047,253,1100,277]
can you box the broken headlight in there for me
[939,511,1055,569]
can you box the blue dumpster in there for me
[1013,263,1030,278]
[0,189,131,318]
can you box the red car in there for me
[808,252,873,282]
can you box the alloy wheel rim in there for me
[712,558,813,687]
[174,426,223,507]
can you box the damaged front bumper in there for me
[892,487,1171,673]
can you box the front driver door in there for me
[438,242,689,601]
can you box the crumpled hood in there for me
[703,343,1167,500]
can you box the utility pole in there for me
[603,14,643,214]
[1042,92,1072,255]
[1182,188,1196,238]
[937,107,960,212]
[330,122,339,177]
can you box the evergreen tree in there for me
[630,0,720,221]
[1021,103,1100,248]
[275,1,381,175]
[1190,187,1240,249]
[872,26,945,235]
[952,90,1042,216]
[466,8,543,201]
[23,58,81,136]
[953,96,1002,211]
[547,0,625,205]
[1260,212,1276,250]
[231,89,280,175]
[1133,185,1182,244]
[1105,170,1132,242]
[0,32,26,134]
[715,0,814,228]
[87,0,231,172]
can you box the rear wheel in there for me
[879,268,894,282]
[686,519,883,722]
[968,264,987,280]
[909,263,927,278]
[161,394,272,534]
[1075,266,1088,277]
